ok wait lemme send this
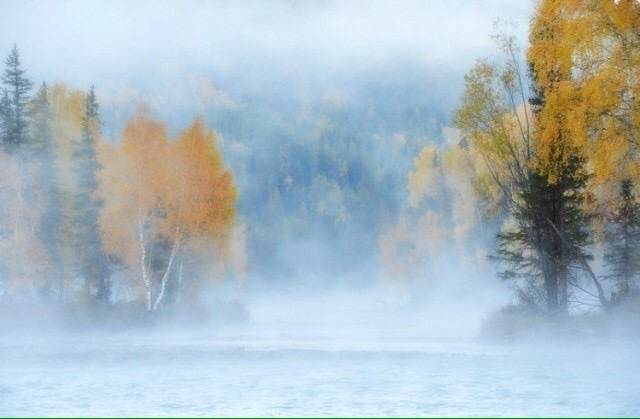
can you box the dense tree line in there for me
[1,0,637,326]
[206,72,445,277]
[411,0,640,315]
[0,46,240,314]
[378,0,639,321]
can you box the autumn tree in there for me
[379,131,497,281]
[454,43,541,304]
[159,119,236,308]
[99,111,237,312]
[98,111,169,310]
[557,0,640,187]
[524,0,640,311]
[454,27,596,313]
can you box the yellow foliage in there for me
[530,0,640,185]
[380,132,496,279]
[170,118,236,241]
[407,147,440,207]
[98,110,238,303]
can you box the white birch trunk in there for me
[138,209,152,311]
[151,231,180,312]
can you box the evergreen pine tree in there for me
[497,157,592,311]
[71,86,111,302]
[1,45,32,153]
[604,179,640,304]
[0,89,12,146]
[30,82,65,298]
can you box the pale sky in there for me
[0,0,535,118]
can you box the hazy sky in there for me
[0,0,535,116]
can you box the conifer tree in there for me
[30,83,65,298]
[71,86,111,302]
[605,179,640,304]
[1,45,32,153]
[497,156,592,311]
[0,89,11,145]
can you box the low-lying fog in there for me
[2,270,639,416]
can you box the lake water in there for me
[1,334,639,417]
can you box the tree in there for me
[605,179,640,304]
[455,28,595,313]
[378,128,499,282]
[496,156,592,310]
[523,0,640,312]
[162,119,236,309]
[99,111,237,312]
[70,86,111,302]
[99,110,172,311]
[43,84,90,301]
[1,45,32,153]
[28,83,64,298]
[0,90,12,146]
[559,0,640,187]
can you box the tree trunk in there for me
[546,217,611,312]
[543,268,559,312]
[558,269,568,312]
[152,234,181,312]
[138,212,152,311]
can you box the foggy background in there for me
[0,0,533,336]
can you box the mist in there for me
[1,0,640,417]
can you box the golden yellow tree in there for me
[455,25,598,311]
[530,0,640,187]
[99,111,237,311]
[379,132,496,280]
[99,110,171,310]
[155,119,236,309]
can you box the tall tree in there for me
[455,30,594,313]
[99,110,171,310]
[1,45,32,153]
[29,83,64,298]
[71,86,110,302]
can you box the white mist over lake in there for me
[2,282,639,417]
[2,334,639,417]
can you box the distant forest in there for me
[0,0,639,326]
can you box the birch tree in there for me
[99,111,236,312]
